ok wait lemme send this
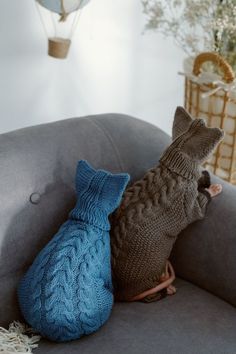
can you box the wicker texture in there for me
[185,52,236,184]
[193,52,235,84]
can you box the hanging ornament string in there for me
[35,1,48,39]
[36,0,86,40]
[60,0,69,22]
[50,10,57,37]
[68,0,85,39]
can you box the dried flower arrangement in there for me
[141,0,236,72]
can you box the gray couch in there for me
[1,113,236,354]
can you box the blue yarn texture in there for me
[17,160,130,342]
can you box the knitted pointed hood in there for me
[161,115,224,179]
[172,106,224,162]
[70,160,130,230]
[172,107,217,188]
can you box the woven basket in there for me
[48,37,71,59]
[184,52,236,185]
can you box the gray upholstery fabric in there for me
[0,113,170,326]
[170,174,236,308]
[35,278,236,354]
[0,113,236,354]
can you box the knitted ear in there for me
[181,119,224,163]
[101,173,130,212]
[172,106,194,140]
[75,160,96,196]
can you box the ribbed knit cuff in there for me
[160,148,201,180]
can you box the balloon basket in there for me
[48,37,71,59]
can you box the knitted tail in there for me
[129,261,176,302]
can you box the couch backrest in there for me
[0,113,170,326]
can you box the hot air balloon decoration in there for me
[35,0,90,59]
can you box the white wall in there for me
[0,0,186,135]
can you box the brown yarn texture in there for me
[110,107,224,301]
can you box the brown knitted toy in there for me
[110,107,224,302]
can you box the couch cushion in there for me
[0,114,170,326]
[34,278,236,354]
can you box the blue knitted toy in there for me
[17,160,130,342]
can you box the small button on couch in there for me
[1,113,236,354]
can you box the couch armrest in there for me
[170,174,236,307]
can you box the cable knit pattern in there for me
[17,160,130,342]
[110,107,224,302]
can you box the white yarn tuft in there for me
[0,321,41,353]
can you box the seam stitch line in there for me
[87,118,125,172]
